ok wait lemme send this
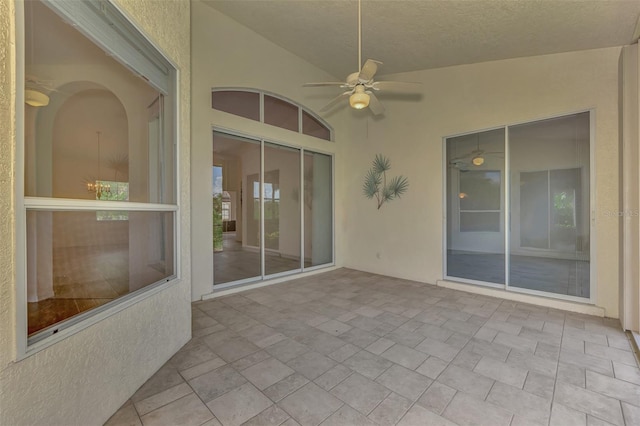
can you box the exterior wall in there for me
[0,0,192,424]
[343,47,622,318]
[191,0,350,300]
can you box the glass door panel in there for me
[264,143,301,276]
[446,129,506,284]
[304,151,333,267]
[213,131,261,285]
[509,112,590,297]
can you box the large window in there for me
[23,0,178,347]
[213,130,334,287]
[445,112,591,300]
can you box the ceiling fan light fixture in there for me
[25,89,49,107]
[350,85,370,109]
[472,155,484,166]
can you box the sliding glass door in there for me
[213,130,333,287]
[445,111,592,300]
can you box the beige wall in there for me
[343,47,621,318]
[0,0,192,424]
[191,1,349,299]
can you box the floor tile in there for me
[263,373,309,402]
[508,349,557,378]
[241,358,295,390]
[442,391,512,426]
[585,370,640,407]
[132,364,185,403]
[365,338,395,355]
[554,381,624,426]
[140,393,214,426]
[188,365,247,403]
[416,323,453,342]
[327,343,360,363]
[316,320,352,336]
[416,381,456,415]
[242,405,290,426]
[105,400,142,426]
[338,327,380,348]
[524,371,555,400]
[415,337,461,362]
[416,356,449,379]
[279,382,343,426]
[557,362,586,387]
[376,364,432,401]
[473,356,527,388]
[207,383,272,426]
[170,339,219,372]
[494,332,537,352]
[397,404,457,426]
[367,393,412,426]
[315,364,353,391]
[386,328,428,348]
[438,364,494,399]
[266,339,310,363]
[465,339,511,362]
[612,361,640,385]
[231,351,272,371]
[330,373,390,415]
[585,342,638,366]
[342,350,393,380]
[134,383,193,416]
[380,344,428,370]
[622,401,640,426]
[320,405,377,426]
[181,358,227,381]
[486,382,551,424]
[287,351,337,380]
[550,403,586,426]
[559,349,614,377]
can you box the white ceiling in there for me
[203,0,640,80]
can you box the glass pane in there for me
[213,131,261,285]
[304,151,333,267]
[26,210,174,338]
[24,0,174,203]
[264,95,299,132]
[264,142,301,275]
[302,111,331,141]
[446,129,505,284]
[509,112,590,297]
[211,90,260,121]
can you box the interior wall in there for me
[191,0,349,300]
[343,47,621,318]
[0,0,192,424]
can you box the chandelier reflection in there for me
[86,131,112,199]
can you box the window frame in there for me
[15,0,181,358]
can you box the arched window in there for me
[212,89,333,141]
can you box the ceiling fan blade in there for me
[320,91,351,112]
[370,81,422,92]
[303,82,348,87]
[366,91,384,116]
[358,59,382,82]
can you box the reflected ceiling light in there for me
[458,192,468,199]
[472,155,484,166]
[86,131,111,199]
[349,85,370,110]
[25,89,49,107]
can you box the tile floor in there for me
[105,268,640,426]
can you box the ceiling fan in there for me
[449,134,504,170]
[303,0,420,116]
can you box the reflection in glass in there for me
[264,143,301,276]
[446,129,505,284]
[213,132,261,285]
[304,151,333,266]
[264,95,299,132]
[509,112,590,297]
[26,210,174,337]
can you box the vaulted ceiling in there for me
[204,0,640,79]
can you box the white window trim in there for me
[15,0,182,358]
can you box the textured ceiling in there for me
[203,0,640,79]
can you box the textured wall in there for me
[0,0,191,424]
[342,47,622,318]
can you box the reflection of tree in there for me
[213,194,223,251]
[554,191,575,227]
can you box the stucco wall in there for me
[191,0,350,300]
[0,0,192,424]
[343,47,621,318]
